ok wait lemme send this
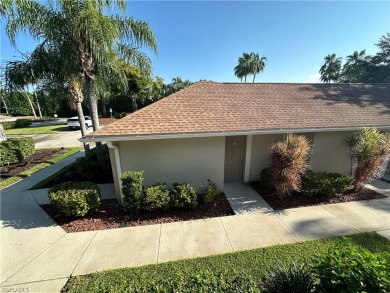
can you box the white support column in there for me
[244,135,252,182]
[107,141,123,202]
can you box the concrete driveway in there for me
[8,128,94,148]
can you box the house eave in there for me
[80,125,390,142]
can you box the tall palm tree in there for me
[319,54,342,83]
[250,52,267,83]
[234,53,252,83]
[2,0,157,160]
[342,50,371,83]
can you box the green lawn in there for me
[5,124,70,135]
[62,232,390,293]
[0,147,82,190]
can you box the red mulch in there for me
[250,182,385,210]
[0,148,67,179]
[41,194,234,233]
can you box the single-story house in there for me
[82,82,390,202]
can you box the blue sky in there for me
[1,1,389,83]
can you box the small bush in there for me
[48,181,101,217]
[201,179,219,203]
[121,171,144,214]
[114,112,127,119]
[74,145,113,183]
[269,134,311,197]
[1,121,16,130]
[312,245,390,293]
[0,137,35,166]
[170,183,198,209]
[262,262,314,293]
[15,119,32,128]
[301,170,353,198]
[259,168,272,189]
[143,183,170,211]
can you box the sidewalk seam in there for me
[0,233,67,286]
[320,205,359,232]
[70,231,98,277]
[0,276,68,288]
[274,212,301,241]
[219,217,235,252]
[156,224,162,264]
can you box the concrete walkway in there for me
[1,163,390,292]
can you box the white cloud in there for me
[305,73,321,83]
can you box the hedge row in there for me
[1,119,32,130]
[0,137,35,167]
[121,171,219,214]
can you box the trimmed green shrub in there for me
[144,183,170,211]
[15,119,32,128]
[48,181,101,217]
[121,171,144,214]
[0,137,35,166]
[1,121,16,130]
[262,262,314,293]
[74,145,113,183]
[201,179,219,203]
[113,112,127,119]
[312,245,390,293]
[259,168,272,189]
[301,170,353,198]
[170,183,197,209]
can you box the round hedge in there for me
[48,181,101,217]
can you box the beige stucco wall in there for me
[310,131,351,175]
[249,134,284,181]
[248,131,351,181]
[117,137,225,191]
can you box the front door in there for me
[224,136,246,182]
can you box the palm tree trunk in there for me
[25,93,37,120]
[2,98,9,114]
[253,74,256,83]
[131,96,138,112]
[244,75,247,83]
[101,96,107,117]
[76,101,90,153]
[35,93,43,120]
[85,75,103,162]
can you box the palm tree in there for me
[234,53,253,82]
[250,52,267,83]
[319,54,342,83]
[2,0,157,160]
[342,50,371,83]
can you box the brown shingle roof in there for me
[89,82,390,138]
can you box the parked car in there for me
[67,116,93,130]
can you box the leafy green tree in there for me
[234,52,267,83]
[342,50,371,83]
[319,54,342,83]
[163,77,193,97]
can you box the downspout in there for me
[107,141,123,203]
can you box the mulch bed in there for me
[41,194,234,233]
[0,148,67,179]
[250,182,385,210]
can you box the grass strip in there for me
[0,147,82,190]
[62,232,390,293]
[29,162,75,190]
[5,124,70,135]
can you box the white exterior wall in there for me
[118,137,225,191]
